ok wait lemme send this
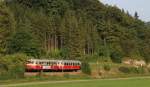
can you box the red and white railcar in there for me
[26,59,81,72]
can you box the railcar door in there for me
[58,61,64,70]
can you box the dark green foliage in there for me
[118,66,130,73]
[61,10,86,59]
[139,44,150,63]
[118,66,145,74]
[6,29,41,58]
[0,3,15,55]
[110,51,123,63]
[0,0,149,62]
[0,54,28,80]
[103,64,111,71]
[81,62,91,75]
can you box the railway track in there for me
[24,71,82,76]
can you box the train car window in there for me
[40,62,42,64]
[36,62,38,64]
[75,63,77,66]
[43,62,46,65]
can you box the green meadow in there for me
[16,78,150,87]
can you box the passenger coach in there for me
[26,59,81,72]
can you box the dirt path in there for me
[1,76,150,87]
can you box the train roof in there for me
[28,59,81,63]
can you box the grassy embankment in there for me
[1,61,150,85]
[12,78,150,87]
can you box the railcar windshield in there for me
[26,61,34,64]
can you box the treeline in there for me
[0,0,150,62]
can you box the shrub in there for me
[110,51,123,63]
[0,54,28,80]
[47,49,61,58]
[103,64,111,71]
[81,62,91,75]
[118,66,130,73]
[135,67,145,74]
[118,66,145,74]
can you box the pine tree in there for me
[60,10,85,59]
[134,11,139,19]
[0,3,15,55]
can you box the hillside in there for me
[0,0,150,80]
[0,0,149,60]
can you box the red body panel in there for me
[26,64,42,70]
[62,65,80,70]
[26,64,81,71]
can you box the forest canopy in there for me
[0,0,150,62]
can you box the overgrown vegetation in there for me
[110,51,123,63]
[0,0,150,80]
[81,61,91,75]
[0,54,28,80]
[103,64,111,71]
[118,66,145,74]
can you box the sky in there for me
[100,0,150,22]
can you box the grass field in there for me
[13,78,150,87]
